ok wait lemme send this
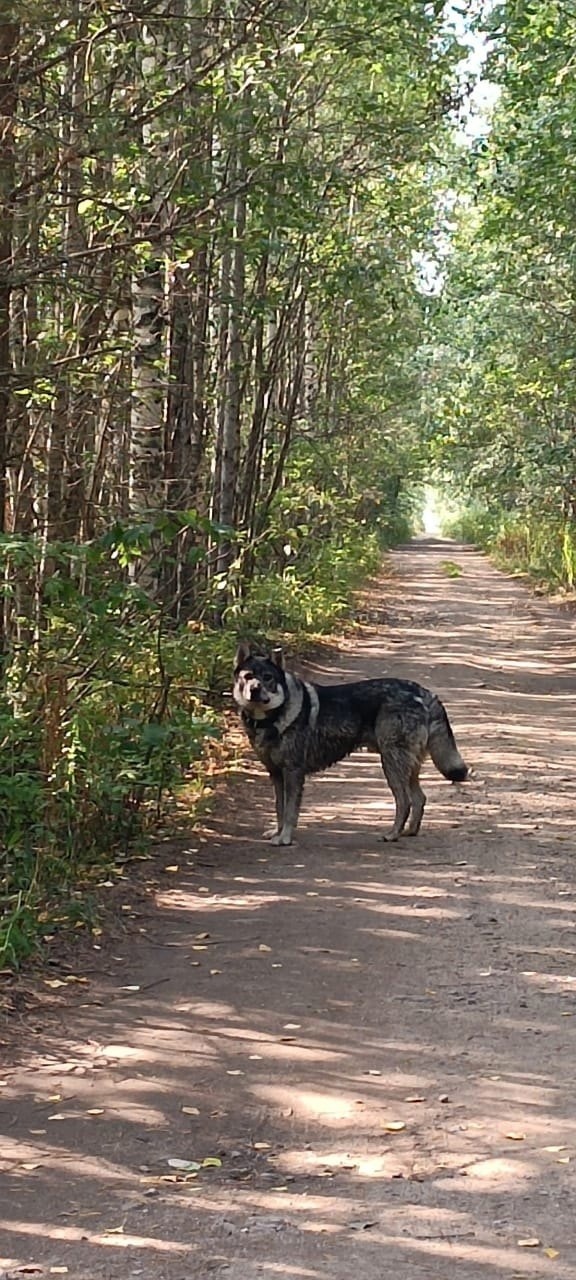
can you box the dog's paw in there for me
[263,825,280,840]
[269,830,294,846]
[381,830,399,843]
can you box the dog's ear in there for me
[271,646,286,670]
[234,640,252,669]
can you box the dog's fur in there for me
[233,643,468,845]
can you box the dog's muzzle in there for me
[247,683,269,704]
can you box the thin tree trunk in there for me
[128,16,172,593]
[214,113,248,592]
[0,16,20,655]
[129,253,166,518]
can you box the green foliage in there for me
[439,560,463,578]
[442,502,576,592]
[231,429,417,633]
[0,495,414,968]
[0,0,458,968]
[0,530,222,968]
[242,530,383,636]
[420,2,576,596]
[441,503,501,550]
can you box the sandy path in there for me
[1,536,576,1279]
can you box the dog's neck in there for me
[243,704,274,721]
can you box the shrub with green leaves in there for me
[0,483,417,968]
[0,529,222,966]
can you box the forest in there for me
[1,0,574,962]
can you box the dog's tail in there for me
[428,697,468,782]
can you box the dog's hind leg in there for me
[404,764,426,836]
[379,750,412,842]
[269,768,304,846]
[263,769,285,840]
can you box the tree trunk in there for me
[129,254,166,519]
[213,116,248,597]
[0,16,19,655]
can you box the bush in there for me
[0,494,414,968]
[0,538,222,967]
[441,501,576,592]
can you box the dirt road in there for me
[2,537,576,1279]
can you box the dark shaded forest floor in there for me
[1,537,576,1279]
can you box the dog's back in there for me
[306,678,467,780]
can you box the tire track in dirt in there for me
[1,536,575,1279]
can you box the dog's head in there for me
[233,642,287,718]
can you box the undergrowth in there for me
[0,514,395,968]
[442,504,576,593]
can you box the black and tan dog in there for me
[233,643,468,845]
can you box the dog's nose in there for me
[249,684,268,703]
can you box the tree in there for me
[422,1,576,585]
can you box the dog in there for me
[233,642,468,845]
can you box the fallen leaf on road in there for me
[517,1238,540,1247]
[506,1133,526,1141]
[544,1248,559,1259]
[181,1106,200,1116]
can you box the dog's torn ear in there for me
[235,640,252,669]
[271,646,286,669]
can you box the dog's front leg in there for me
[269,769,304,846]
[263,769,284,840]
